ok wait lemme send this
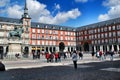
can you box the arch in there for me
[59,42,65,52]
[53,47,56,52]
[83,42,89,51]
[49,47,52,53]
[76,44,81,51]
[23,46,29,57]
[46,47,49,52]
[0,46,4,59]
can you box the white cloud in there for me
[3,0,81,25]
[7,5,23,18]
[0,0,10,7]
[98,0,120,21]
[75,0,88,3]
[39,8,81,24]
[55,4,60,10]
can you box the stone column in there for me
[117,45,119,51]
[100,45,103,51]
[94,46,96,52]
[3,46,6,54]
[107,45,109,51]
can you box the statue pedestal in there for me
[8,40,22,58]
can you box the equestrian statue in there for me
[8,26,24,40]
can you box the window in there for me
[101,28,103,32]
[42,29,44,33]
[37,34,40,39]
[38,41,40,45]
[98,28,100,33]
[32,29,35,33]
[38,29,40,33]
[42,35,44,39]
[118,38,120,42]
[112,25,115,30]
[109,26,111,31]
[46,30,48,34]
[46,41,48,45]
[117,25,120,30]
[113,32,116,36]
[61,36,63,40]
[105,33,107,38]
[32,34,36,39]
[117,31,120,36]
[98,34,100,38]
[109,32,112,37]
[101,34,104,38]
[104,27,107,31]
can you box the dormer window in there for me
[37,25,40,27]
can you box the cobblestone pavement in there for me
[0,54,120,80]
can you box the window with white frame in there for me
[113,32,116,36]
[101,34,104,38]
[46,41,48,45]
[98,34,100,38]
[112,25,116,30]
[94,29,97,33]
[118,38,120,42]
[32,34,36,39]
[109,26,111,31]
[38,29,40,33]
[61,31,63,35]
[98,28,100,33]
[101,28,103,32]
[50,41,52,45]
[38,41,40,45]
[42,29,44,33]
[105,33,107,38]
[109,32,112,37]
[104,27,107,31]
[60,36,63,40]
[117,31,120,36]
[32,40,35,45]
[32,29,35,33]
[42,41,44,45]
[117,25,120,30]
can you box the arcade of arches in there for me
[76,42,120,52]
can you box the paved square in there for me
[101,68,120,72]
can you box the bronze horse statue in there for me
[8,26,24,40]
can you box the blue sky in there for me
[0,0,120,27]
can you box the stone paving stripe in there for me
[68,65,92,68]
[100,68,120,72]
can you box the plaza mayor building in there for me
[0,1,120,59]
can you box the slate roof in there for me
[76,17,120,31]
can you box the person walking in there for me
[72,50,78,70]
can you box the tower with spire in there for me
[21,0,31,55]
[22,0,30,18]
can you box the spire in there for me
[24,0,28,14]
[22,0,30,18]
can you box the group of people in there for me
[91,50,115,61]
[45,52,60,63]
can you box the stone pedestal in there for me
[8,40,22,56]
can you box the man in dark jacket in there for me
[0,61,5,71]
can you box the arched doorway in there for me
[23,46,29,58]
[83,42,89,51]
[46,47,48,52]
[0,46,4,59]
[53,47,56,52]
[76,44,81,51]
[49,47,52,53]
[59,42,65,52]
